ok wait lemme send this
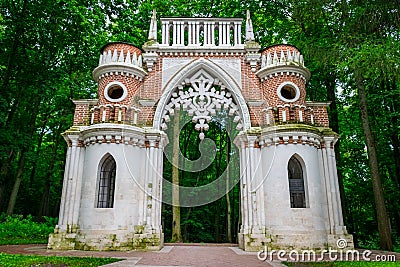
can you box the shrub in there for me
[0,213,57,245]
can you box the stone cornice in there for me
[72,99,98,105]
[256,64,311,81]
[92,63,147,82]
[62,124,169,148]
[258,124,338,148]
[305,101,331,107]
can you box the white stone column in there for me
[211,22,215,46]
[176,22,180,45]
[166,22,170,46]
[245,139,253,231]
[234,22,239,46]
[188,21,193,45]
[237,137,249,233]
[155,144,163,230]
[144,140,151,227]
[252,139,264,231]
[149,138,157,229]
[203,22,208,45]
[320,142,335,234]
[194,22,199,45]
[172,21,177,45]
[258,156,266,231]
[57,143,72,228]
[61,135,84,231]
[247,137,255,228]
[136,140,145,226]
[162,21,166,45]
[180,21,185,45]
[218,22,222,46]
[237,23,242,45]
[225,22,230,45]
[326,137,344,229]
[71,146,85,226]
[134,142,144,226]
[321,140,338,234]
[221,22,226,45]
[331,152,344,227]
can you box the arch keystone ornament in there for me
[48,13,353,252]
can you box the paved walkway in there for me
[0,243,278,267]
[1,243,399,266]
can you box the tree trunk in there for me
[6,150,26,215]
[214,201,220,242]
[226,132,232,243]
[356,74,393,251]
[29,121,48,185]
[38,128,61,217]
[171,110,182,242]
[0,149,15,210]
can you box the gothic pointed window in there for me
[288,156,306,208]
[97,154,116,208]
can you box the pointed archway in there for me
[154,58,250,243]
[153,58,251,133]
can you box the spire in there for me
[148,9,157,42]
[245,10,255,42]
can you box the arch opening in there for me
[97,154,116,208]
[288,155,307,208]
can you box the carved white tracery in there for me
[160,69,243,139]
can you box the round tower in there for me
[257,44,311,125]
[92,42,146,124]
[250,44,353,251]
[48,42,166,251]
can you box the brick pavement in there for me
[1,243,399,267]
[0,243,275,267]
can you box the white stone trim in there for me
[256,65,311,81]
[92,63,147,82]
[103,81,128,102]
[277,81,300,103]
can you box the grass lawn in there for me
[284,262,399,266]
[0,253,122,267]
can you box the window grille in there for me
[97,155,116,208]
[288,156,306,208]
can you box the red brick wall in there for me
[261,44,300,58]
[312,106,330,127]
[73,103,91,126]
[261,75,306,107]
[97,75,143,106]
[101,43,142,57]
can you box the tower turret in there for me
[257,44,313,125]
[90,42,145,125]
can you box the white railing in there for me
[160,18,243,48]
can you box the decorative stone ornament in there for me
[160,69,243,139]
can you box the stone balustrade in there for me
[160,18,243,48]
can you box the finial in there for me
[148,9,157,42]
[245,10,255,42]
